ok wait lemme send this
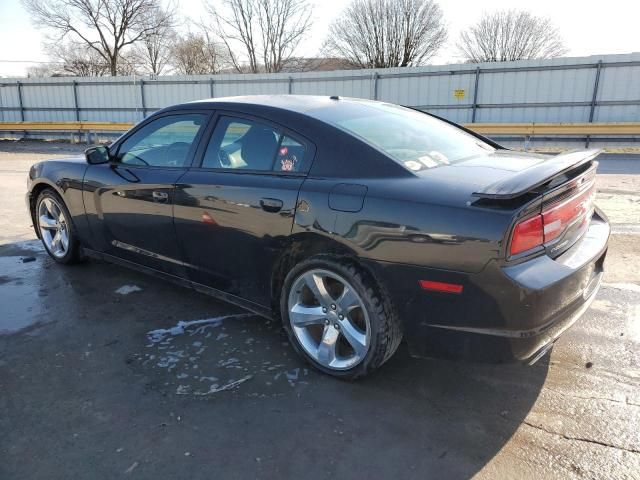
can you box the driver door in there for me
[83,111,210,277]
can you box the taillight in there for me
[541,184,595,242]
[509,182,595,257]
[510,215,544,256]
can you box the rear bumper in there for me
[364,209,610,363]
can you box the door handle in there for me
[260,198,283,213]
[152,191,169,203]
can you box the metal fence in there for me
[1,53,639,126]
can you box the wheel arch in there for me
[28,180,64,238]
[270,232,387,317]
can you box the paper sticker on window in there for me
[429,151,450,165]
[404,160,423,171]
[418,155,438,168]
[281,157,297,171]
[276,136,305,172]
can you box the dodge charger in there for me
[26,95,609,379]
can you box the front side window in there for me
[202,117,309,173]
[117,114,206,167]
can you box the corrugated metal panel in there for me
[1,53,639,125]
[0,84,21,121]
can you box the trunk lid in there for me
[414,148,601,259]
[472,149,601,200]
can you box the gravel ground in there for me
[0,141,638,479]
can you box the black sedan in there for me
[26,95,609,379]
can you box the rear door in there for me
[83,111,210,276]
[173,112,315,306]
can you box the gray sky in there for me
[1,0,639,76]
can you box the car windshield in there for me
[311,101,495,172]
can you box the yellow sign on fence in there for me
[454,89,466,99]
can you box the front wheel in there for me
[280,256,402,379]
[35,189,81,264]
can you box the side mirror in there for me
[85,145,111,165]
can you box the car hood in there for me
[49,156,87,163]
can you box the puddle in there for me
[131,313,314,397]
[0,255,48,334]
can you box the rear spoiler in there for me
[472,149,602,200]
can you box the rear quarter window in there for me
[310,101,495,173]
[275,136,307,172]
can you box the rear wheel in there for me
[35,189,81,264]
[280,256,402,379]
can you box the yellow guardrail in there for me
[465,123,640,136]
[1,121,640,136]
[0,121,133,132]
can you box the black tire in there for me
[35,189,82,265]
[280,255,402,379]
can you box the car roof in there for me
[168,94,381,117]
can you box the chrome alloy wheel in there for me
[287,269,371,370]
[37,196,70,259]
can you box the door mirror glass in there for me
[85,145,111,165]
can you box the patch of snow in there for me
[146,313,254,344]
[124,462,139,474]
[219,357,240,367]
[176,385,191,395]
[115,284,142,295]
[193,375,253,395]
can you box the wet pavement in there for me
[0,142,639,479]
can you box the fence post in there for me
[72,81,80,122]
[210,78,215,98]
[16,81,25,122]
[139,79,147,119]
[288,76,293,94]
[471,67,480,123]
[586,60,603,148]
[372,72,379,100]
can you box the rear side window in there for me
[203,117,279,170]
[117,114,206,167]
[201,116,308,173]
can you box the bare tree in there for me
[457,10,567,63]
[323,0,447,68]
[204,0,313,73]
[170,31,229,74]
[22,0,175,76]
[26,64,61,77]
[45,42,111,76]
[133,10,177,75]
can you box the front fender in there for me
[27,160,92,247]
